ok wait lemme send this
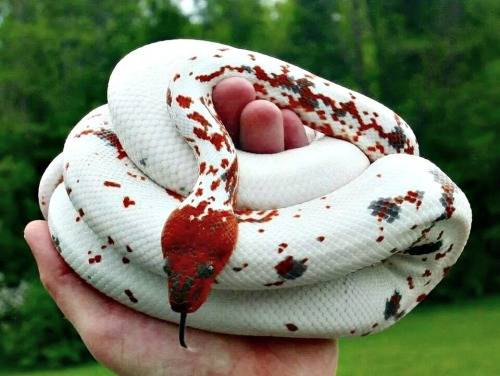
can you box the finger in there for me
[239,99,285,153]
[213,77,255,143]
[282,109,309,150]
[24,220,129,331]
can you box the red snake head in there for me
[161,203,238,313]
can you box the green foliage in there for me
[0,281,90,368]
[0,0,498,369]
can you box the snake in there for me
[38,39,472,346]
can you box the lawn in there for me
[1,297,498,376]
[338,296,500,375]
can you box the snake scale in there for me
[38,39,472,343]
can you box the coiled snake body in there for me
[39,39,471,340]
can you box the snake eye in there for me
[163,259,172,276]
[197,263,215,279]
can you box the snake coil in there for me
[39,39,471,341]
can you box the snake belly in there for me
[38,39,472,338]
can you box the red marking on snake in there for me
[435,243,453,260]
[166,188,184,201]
[376,235,385,242]
[232,263,249,272]
[407,276,414,289]
[176,95,193,108]
[274,256,308,279]
[127,172,146,181]
[195,65,248,82]
[166,89,172,106]
[124,289,138,303]
[173,73,180,81]
[317,236,325,242]
[404,191,422,208]
[88,254,102,264]
[76,129,128,160]
[104,180,121,188]
[223,159,238,205]
[220,158,229,168]
[317,110,327,120]
[278,242,288,253]
[195,188,203,196]
[161,201,238,313]
[258,229,265,233]
[207,165,219,175]
[416,294,427,302]
[123,196,136,208]
[193,127,229,152]
[422,269,432,277]
[210,180,221,191]
[235,209,280,225]
[285,323,298,332]
[199,162,207,174]
[188,111,210,130]
[254,83,267,95]
[443,266,451,277]
[76,208,85,222]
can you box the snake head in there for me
[161,203,238,313]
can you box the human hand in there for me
[25,78,338,376]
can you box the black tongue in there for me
[179,312,188,348]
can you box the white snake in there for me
[38,39,472,341]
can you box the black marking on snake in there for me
[386,126,407,151]
[384,290,402,320]
[368,198,401,223]
[405,241,443,255]
[51,234,62,253]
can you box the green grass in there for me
[0,364,113,376]
[1,297,498,376]
[338,296,500,375]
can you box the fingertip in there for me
[240,100,284,153]
[24,220,48,241]
[24,220,74,286]
[282,109,309,150]
[213,77,255,142]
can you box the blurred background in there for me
[0,0,498,374]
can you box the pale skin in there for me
[25,77,338,376]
